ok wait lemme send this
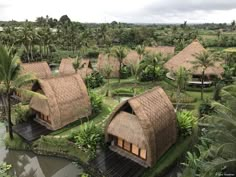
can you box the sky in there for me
[0,0,236,23]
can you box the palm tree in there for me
[72,56,81,73]
[182,84,236,177]
[200,85,236,176]
[231,20,235,31]
[19,22,34,62]
[192,51,216,100]
[112,46,128,83]
[140,52,166,82]
[99,24,108,47]
[0,46,44,139]
[217,30,222,40]
[130,59,141,96]
[103,64,112,97]
[135,45,145,60]
[175,67,190,111]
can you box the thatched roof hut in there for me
[123,47,175,66]
[145,46,175,55]
[21,61,52,79]
[30,74,91,130]
[59,58,93,79]
[97,54,120,78]
[105,87,177,167]
[164,40,224,77]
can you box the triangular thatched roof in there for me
[105,87,177,167]
[21,61,52,79]
[164,40,224,76]
[123,50,140,66]
[59,58,93,79]
[96,54,120,78]
[30,73,91,130]
[145,46,175,55]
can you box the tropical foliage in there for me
[89,92,103,116]
[111,46,128,83]
[12,103,31,124]
[0,46,45,139]
[192,51,217,100]
[85,71,104,89]
[102,64,112,96]
[73,122,102,158]
[174,67,191,110]
[0,163,12,177]
[182,84,236,177]
[177,110,197,137]
[139,53,167,82]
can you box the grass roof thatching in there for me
[145,46,175,55]
[21,61,52,79]
[96,54,120,78]
[164,40,224,76]
[30,73,91,130]
[59,58,93,79]
[105,86,177,167]
[123,50,140,66]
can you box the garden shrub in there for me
[177,110,197,137]
[89,92,103,116]
[112,88,134,96]
[83,48,99,58]
[139,65,166,82]
[185,86,214,92]
[0,163,12,177]
[4,133,29,150]
[169,92,196,103]
[73,122,102,158]
[85,71,104,89]
[80,173,91,177]
[12,103,32,124]
[120,65,132,79]
[198,99,213,117]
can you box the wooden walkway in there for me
[90,149,146,177]
[13,120,52,142]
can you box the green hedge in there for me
[186,86,214,92]
[33,136,90,163]
[4,133,29,150]
[111,88,134,96]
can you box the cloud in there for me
[0,0,235,23]
[146,0,236,13]
[106,0,236,23]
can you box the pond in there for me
[0,122,84,177]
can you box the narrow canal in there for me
[0,122,83,177]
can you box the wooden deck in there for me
[90,149,146,177]
[13,120,52,142]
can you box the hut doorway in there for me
[114,136,147,160]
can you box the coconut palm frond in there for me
[13,73,37,88]
[216,143,236,157]
[16,88,47,100]
[204,158,236,173]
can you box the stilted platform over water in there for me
[90,149,146,177]
[13,120,51,142]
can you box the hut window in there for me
[117,137,123,147]
[123,140,131,151]
[131,144,139,156]
[140,149,147,160]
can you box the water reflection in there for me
[0,122,83,177]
